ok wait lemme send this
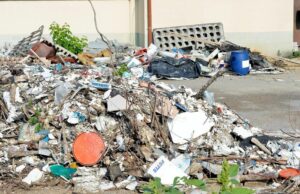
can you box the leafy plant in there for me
[114,64,128,77]
[49,22,88,54]
[143,161,254,194]
[292,51,300,58]
[28,107,43,132]
[217,159,255,194]
[28,98,33,108]
[143,178,182,194]
[142,177,206,194]
[181,177,206,190]
[34,123,43,132]
[28,116,39,126]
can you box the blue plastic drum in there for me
[230,50,250,75]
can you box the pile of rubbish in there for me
[0,25,297,194]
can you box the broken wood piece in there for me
[196,156,286,165]
[251,137,272,155]
[266,55,299,70]
[29,49,51,66]
[21,105,31,120]
[57,54,66,65]
[61,124,71,163]
[2,134,18,138]
[150,94,157,128]
[239,173,277,182]
[194,69,225,99]
[155,96,178,119]
[10,84,17,103]
[19,55,31,64]
[70,86,87,99]
[8,150,38,158]
[279,128,300,138]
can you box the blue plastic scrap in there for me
[73,112,86,123]
[175,103,189,112]
[90,80,111,90]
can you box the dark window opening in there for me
[296,11,300,29]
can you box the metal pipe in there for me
[147,0,152,45]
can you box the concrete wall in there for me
[152,0,294,56]
[0,0,295,56]
[135,0,146,47]
[0,0,132,46]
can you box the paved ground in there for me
[164,70,300,133]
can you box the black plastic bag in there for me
[148,57,201,79]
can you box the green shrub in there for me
[114,64,128,77]
[142,177,206,194]
[217,159,255,194]
[28,107,43,132]
[49,22,88,54]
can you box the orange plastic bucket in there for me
[73,132,105,166]
[279,168,300,179]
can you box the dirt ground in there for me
[1,186,137,194]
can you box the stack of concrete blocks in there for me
[153,23,225,51]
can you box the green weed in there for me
[49,22,88,54]
[142,177,206,194]
[217,159,255,194]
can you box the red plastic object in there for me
[279,168,300,179]
[30,42,56,59]
[73,132,105,166]
[135,48,147,56]
[217,106,223,114]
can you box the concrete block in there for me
[153,23,225,51]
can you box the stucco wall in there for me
[135,0,146,47]
[0,0,295,56]
[152,0,294,56]
[0,0,132,46]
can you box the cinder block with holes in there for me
[153,23,225,51]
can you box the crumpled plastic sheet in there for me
[148,57,201,79]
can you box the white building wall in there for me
[0,0,132,46]
[0,0,295,56]
[152,0,294,55]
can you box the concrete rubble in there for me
[0,24,299,194]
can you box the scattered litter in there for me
[279,168,300,179]
[16,164,26,173]
[107,95,128,112]
[232,126,253,140]
[73,132,105,166]
[22,168,44,185]
[147,156,187,185]
[171,154,191,173]
[90,80,111,90]
[0,22,292,193]
[168,111,214,144]
[50,165,77,179]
